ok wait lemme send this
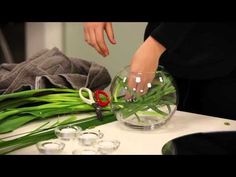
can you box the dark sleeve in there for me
[149,23,196,49]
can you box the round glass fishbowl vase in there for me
[110,65,178,130]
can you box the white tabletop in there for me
[1,111,236,155]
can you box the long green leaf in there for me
[0,88,79,102]
[0,104,110,134]
[0,115,36,134]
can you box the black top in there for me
[144,22,236,80]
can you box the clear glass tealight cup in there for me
[72,147,99,155]
[55,125,82,141]
[77,129,104,146]
[36,139,65,155]
[96,139,120,155]
[55,125,82,152]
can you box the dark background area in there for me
[0,23,25,64]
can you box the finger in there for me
[136,79,148,95]
[134,74,146,95]
[89,29,104,56]
[95,28,109,56]
[125,72,138,101]
[105,23,116,44]
[83,28,90,43]
[137,73,156,95]
[85,27,93,46]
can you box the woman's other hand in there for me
[83,22,116,57]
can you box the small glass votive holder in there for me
[96,140,120,154]
[36,139,65,154]
[55,125,82,141]
[77,129,104,146]
[72,147,99,155]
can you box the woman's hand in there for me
[128,36,166,94]
[83,22,116,57]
